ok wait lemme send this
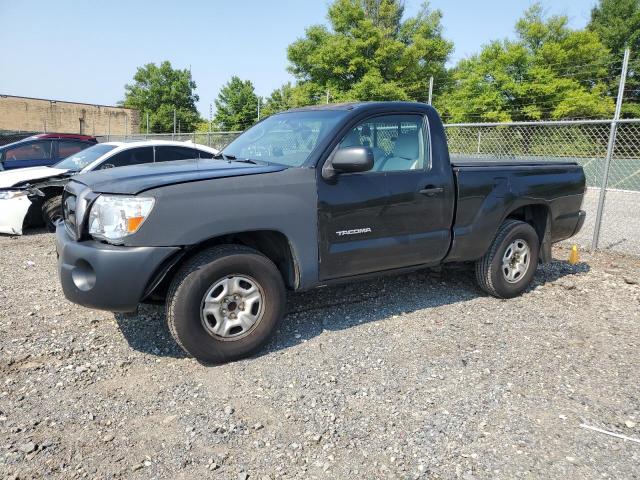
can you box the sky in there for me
[0,0,597,116]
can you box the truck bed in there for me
[445,156,586,263]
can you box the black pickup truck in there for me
[56,102,586,363]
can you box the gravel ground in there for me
[0,230,639,480]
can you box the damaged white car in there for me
[0,140,218,235]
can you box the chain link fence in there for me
[3,117,638,255]
[444,119,640,255]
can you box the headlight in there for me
[0,190,27,200]
[88,195,155,242]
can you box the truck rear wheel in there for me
[475,219,539,298]
[166,245,286,364]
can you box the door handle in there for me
[419,186,444,196]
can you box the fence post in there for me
[428,76,434,105]
[592,48,630,250]
[477,130,481,154]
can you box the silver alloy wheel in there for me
[502,238,531,283]
[200,275,265,340]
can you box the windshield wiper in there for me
[230,158,261,165]
[213,153,265,165]
[212,152,236,161]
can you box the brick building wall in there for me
[0,95,139,135]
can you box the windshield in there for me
[53,144,117,171]
[222,110,348,167]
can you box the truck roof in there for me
[286,101,432,112]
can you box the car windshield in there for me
[53,144,117,171]
[221,110,348,167]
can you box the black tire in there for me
[42,196,63,232]
[166,245,286,364]
[475,219,539,298]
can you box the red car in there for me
[0,133,98,171]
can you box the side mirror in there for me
[331,146,374,173]
[322,146,374,181]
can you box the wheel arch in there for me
[504,203,552,263]
[143,229,299,303]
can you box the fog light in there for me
[71,259,96,291]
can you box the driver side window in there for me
[338,114,427,172]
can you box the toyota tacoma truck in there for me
[56,102,586,364]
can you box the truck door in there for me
[318,113,452,280]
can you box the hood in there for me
[0,166,69,189]
[71,158,288,195]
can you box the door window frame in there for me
[323,113,432,177]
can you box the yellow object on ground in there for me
[568,245,579,265]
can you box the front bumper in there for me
[0,196,32,235]
[56,224,180,312]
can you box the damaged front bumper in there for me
[56,224,180,312]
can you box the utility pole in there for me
[592,47,630,250]
[428,76,434,105]
[208,102,213,147]
[173,109,176,140]
[257,97,261,121]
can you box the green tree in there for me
[260,82,329,116]
[214,77,259,130]
[122,61,200,133]
[286,0,452,103]
[440,5,614,122]
[588,0,640,117]
[261,83,295,117]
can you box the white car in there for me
[0,140,218,235]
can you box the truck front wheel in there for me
[475,219,539,298]
[166,245,286,364]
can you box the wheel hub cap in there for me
[200,275,265,340]
[502,239,531,284]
